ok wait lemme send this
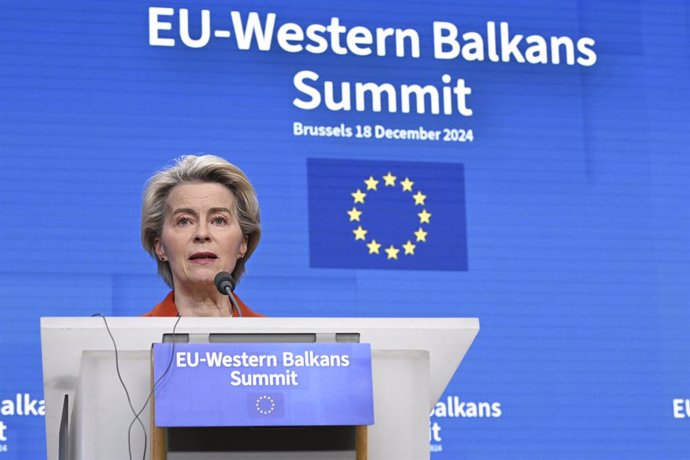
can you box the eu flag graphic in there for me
[308,158,468,271]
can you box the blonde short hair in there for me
[141,155,261,287]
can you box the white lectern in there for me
[41,317,479,460]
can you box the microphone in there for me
[214,271,235,295]
[214,272,242,317]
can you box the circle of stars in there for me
[256,395,276,415]
[348,172,431,260]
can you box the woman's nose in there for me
[193,222,211,241]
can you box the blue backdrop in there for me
[1,0,689,458]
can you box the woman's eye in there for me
[177,217,191,226]
[212,216,227,225]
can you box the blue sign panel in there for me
[153,343,374,427]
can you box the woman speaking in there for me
[140,154,263,317]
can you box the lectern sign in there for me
[153,343,374,427]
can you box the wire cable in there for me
[94,313,181,460]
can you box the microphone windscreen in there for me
[214,271,235,294]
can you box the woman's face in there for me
[154,182,247,290]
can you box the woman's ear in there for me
[154,238,167,261]
[238,236,248,259]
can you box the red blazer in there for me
[143,291,263,317]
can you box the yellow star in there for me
[364,176,379,190]
[400,177,414,192]
[347,207,362,222]
[414,227,428,242]
[402,240,416,255]
[351,189,366,204]
[382,172,397,186]
[412,191,426,206]
[384,245,399,259]
[353,226,368,240]
[418,209,431,224]
[367,240,381,254]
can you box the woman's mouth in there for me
[189,252,218,264]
